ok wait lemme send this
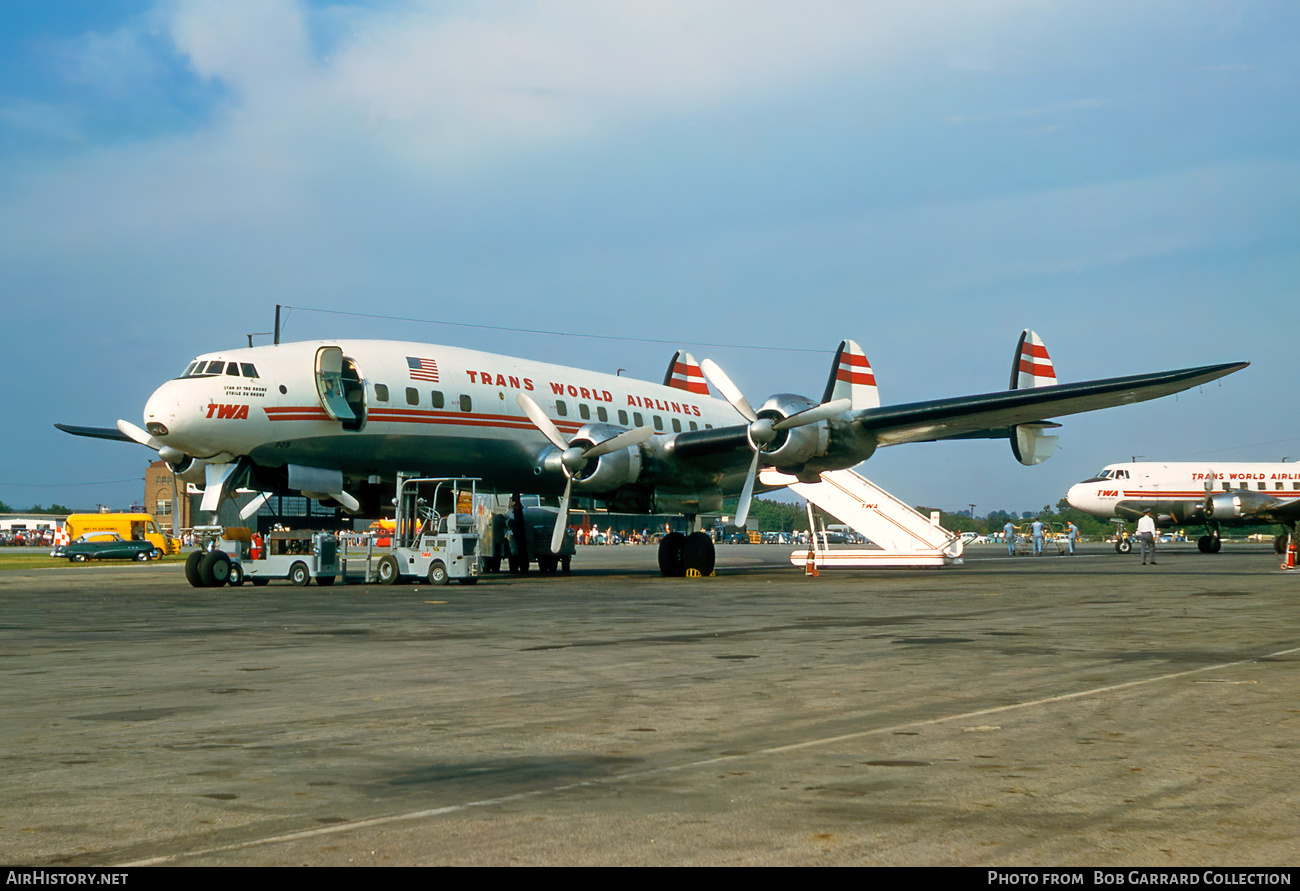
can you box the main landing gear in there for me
[1197,520,1223,554]
[657,531,716,577]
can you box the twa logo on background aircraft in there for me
[59,329,1246,576]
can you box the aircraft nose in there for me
[143,381,181,438]
[1065,483,1088,511]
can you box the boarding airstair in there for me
[759,468,963,569]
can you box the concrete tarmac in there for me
[3,542,1299,866]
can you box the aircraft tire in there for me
[683,532,715,577]
[1116,540,1132,554]
[1210,537,1222,553]
[289,561,310,587]
[1274,534,1288,555]
[428,561,449,586]
[377,555,400,585]
[560,556,571,574]
[658,532,686,577]
[199,551,231,587]
[185,550,206,587]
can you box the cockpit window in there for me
[178,359,226,379]
[240,363,258,378]
[226,363,240,376]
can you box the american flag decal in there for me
[407,356,439,382]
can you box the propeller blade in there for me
[551,477,572,554]
[516,393,569,451]
[733,449,761,528]
[585,425,656,458]
[772,398,851,431]
[700,359,758,422]
[116,419,163,451]
[239,492,273,520]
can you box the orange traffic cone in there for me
[1284,535,1297,571]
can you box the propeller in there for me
[699,359,850,527]
[116,419,188,465]
[516,393,656,552]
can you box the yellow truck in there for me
[64,513,179,556]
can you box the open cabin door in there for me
[315,346,366,429]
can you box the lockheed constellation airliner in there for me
[59,330,1246,575]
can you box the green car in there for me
[53,532,160,563]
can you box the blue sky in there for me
[2,1,1298,517]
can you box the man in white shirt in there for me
[1136,509,1158,565]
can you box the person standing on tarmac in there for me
[1004,520,1017,556]
[1031,517,1045,556]
[1066,521,1079,556]
[1137,509,1158,565]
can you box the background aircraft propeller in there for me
[516,393,655,552]
[698,359,850,527]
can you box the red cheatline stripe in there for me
[267,405,586,433]
[1122,490,1300,498]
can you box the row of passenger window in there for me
[181,360,260,379]
[371,384,712,433]
[1222,482,1300,491]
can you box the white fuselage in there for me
[1066,462,1300,524]
[140,339,790,512]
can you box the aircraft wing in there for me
[854,362,1248,446]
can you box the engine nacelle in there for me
[168,454,210,486]
[1205,489,1272,520]
[752,394,830,468]
[534,423,644,493]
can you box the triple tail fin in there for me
[1010,329,1058,389]
[1008,329,1061,465]
[821,339,879,410]
[664,351,711,395]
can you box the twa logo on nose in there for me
[206,403,249,420]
